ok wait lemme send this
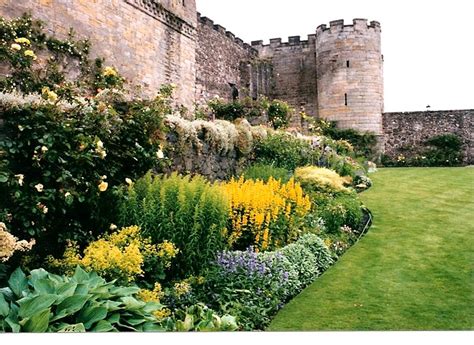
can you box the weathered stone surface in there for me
[383,110,474,164]
[0,0,197,109]
[194,13,258,106]
[315,19,384,134]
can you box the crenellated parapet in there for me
[316,18,381,35]
[250,34,317,50]
[197,12,257,56]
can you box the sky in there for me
[196,0,474,112]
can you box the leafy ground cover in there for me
[268,167,474,330]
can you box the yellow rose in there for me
[98,181,108,192]
[156,149,164,159]
[47,91,58,103]
[24,50,37,60]
[15,37,31,45]
[102,66,118,77]
[10,43,21,51]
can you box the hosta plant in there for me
[0,266,238,332]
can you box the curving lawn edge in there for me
[268,167,474,331]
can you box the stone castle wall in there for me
[383,110,474,164]
[0,0,198,109]
[195,14,257,105]
[316,19,384,134]
[252,35,318,127]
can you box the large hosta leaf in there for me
[92,320,116,332]
[18,294,57,319]
[8,268,28,298]
[77,305,108,329]
[32,278,56,295]
[22,308,51,332]
[0,293,10,317]
[50,295,91,322]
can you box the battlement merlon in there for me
[251,34,317,48]
[316,18,381,34]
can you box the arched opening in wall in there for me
[346,60,350,68]
[345,93,348,106]
[229,83,239,101]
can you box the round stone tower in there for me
[316,19,384,135]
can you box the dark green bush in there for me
[424,133,463,166]
[241,163,292,183]
[0,95,167,259]
[117,172,229,279]
[208,100,246,121]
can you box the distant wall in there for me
[383,110,474,164]
[0,0,198,108]
[195,14,259,106]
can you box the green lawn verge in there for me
[268,167,474,331]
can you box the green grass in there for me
[268,167,474,331]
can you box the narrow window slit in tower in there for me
[346,60,350,68]
[345,93,348,106]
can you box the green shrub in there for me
[197,233,332,330]
[254,132,320,171]
[268,100,292,129]
[323,125,378,158]
[208,100,246,122]
[278,243,318,287]
[424,133,463,166]
[198,249,298,330]
[0,93,167,259]
[317,193,364,234]
[296,234,334,273]
[241,164,291,183]
[117,172,229,279]
[382,133,463,167]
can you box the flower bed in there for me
[0,14,374,332]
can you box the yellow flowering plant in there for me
[221,176,311,251]
[48,225,179,285]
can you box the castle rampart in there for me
[252,35,318,126]
[195,13,260,105]
[316,19,384,134]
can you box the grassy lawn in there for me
[268,167,474,331]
